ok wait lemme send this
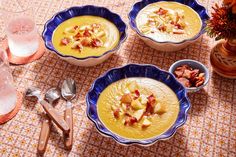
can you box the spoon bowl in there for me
[26,87,41,99]
[61,78,76,101]
[45,88,61,104]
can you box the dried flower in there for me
[206,3,236,40]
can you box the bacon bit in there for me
[174,23,183,30]
[74,32,82,39]
[174,70,184,78]
[134,90,140,97]
[124,112,131,117]
[60,37,70,45]
[147,95,156,107]
[91,38,103,47]
[132,92,140,100]
[145,103,153,114]
[170,21,175,25]
[83,29,91,37]
[175,65,190,76]
[145,94,156,114]
[183,69,192,79]
[178,77,191,87]
[126,104,131,110]
[113,108,120,119]
[195,73,205,87]
[158,25,167,32]
[191,69,200,77]
[155,8,168,15]
[129,117,137,124]
[124,117,130,125]
[195,78,204,87]
[199,73,205,78]
[190,69,200,82]
[124,117,137,125]
[74,25,79,30]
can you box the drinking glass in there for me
[3,8,39,57]
[0,48,17,115]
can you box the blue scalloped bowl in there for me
[86,64,191,145]
[42,5,127,66]
[128,0,209,52]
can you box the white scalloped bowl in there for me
[128,0,209,52]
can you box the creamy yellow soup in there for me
[53,16,120,58]
[97,78,179,140]
[136,2,202,42]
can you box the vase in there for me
[210,38,236,78]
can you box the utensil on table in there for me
[61,78,76,150]
[37,88,60,155]
[25,87,69,133]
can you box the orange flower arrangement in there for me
[206,0,236,40]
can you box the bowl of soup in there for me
[86,64,191,145]
[42,6,127,66]
[128,0,209,52]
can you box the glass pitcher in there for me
[0,48,17,115]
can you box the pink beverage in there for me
[0,49,17,115]
[6,17,39,57]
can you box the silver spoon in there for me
[45,88,61,105]
[26,87,69,133]
[61,78,76,150]
[37,88,60,155]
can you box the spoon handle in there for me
[37,115,51,155]
[40,100,70,134]
[64,102,73,150]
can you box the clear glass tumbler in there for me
[4,8,39,57]
[0,48,17,115]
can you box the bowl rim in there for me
[86,63,191,145]
[169,59,210,90]
[128,0,210,44]
[42,5,128,61]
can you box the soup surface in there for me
[97,78,180,140]
[53,16,120,58]
[136,1,202,42]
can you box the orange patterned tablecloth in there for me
[0,0,236,156]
